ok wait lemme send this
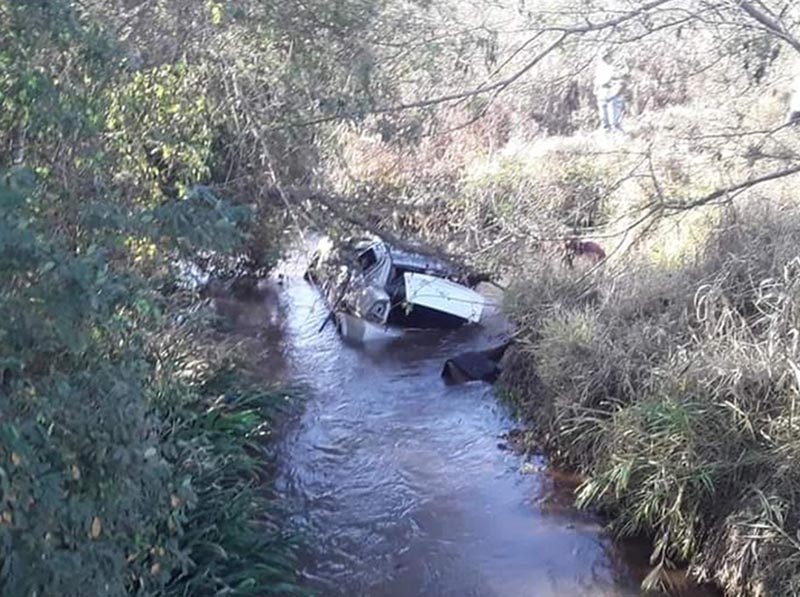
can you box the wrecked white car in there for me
[304,237,487,340]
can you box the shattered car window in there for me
[357,248,378,271]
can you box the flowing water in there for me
[223,258,718,597]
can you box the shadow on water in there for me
[215,253,720,597]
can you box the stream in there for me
[220,255,718,597]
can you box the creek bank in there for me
[333,213,728,594]
[204,245,722,596]
[493,209,800,597]
[355,183,781,595]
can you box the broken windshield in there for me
[357,248,378,271]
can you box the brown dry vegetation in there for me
[316,4,800,595]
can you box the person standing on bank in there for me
[594,48,628,133]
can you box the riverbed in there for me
[221,260,717,597]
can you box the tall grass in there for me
[164,385,302,596]
[503,202,800,595]
[146,301,306,597]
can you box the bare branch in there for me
[271,32,569,131]
[270,0,679,131]
[665,163,800,210]
[739,1,800,53]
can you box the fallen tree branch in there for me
[270,33,568,131]
[264,186,469,267]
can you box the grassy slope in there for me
[485,125,800,593]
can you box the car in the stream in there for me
[304,236,488,341]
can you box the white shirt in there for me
[594,57,624,100]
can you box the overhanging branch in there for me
[739,1,800,53]
[270,0,678,131]
[665,163,800,210]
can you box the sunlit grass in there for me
[503,200,800,594]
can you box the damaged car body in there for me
[305,237,488,340]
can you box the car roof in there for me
[346,237,460,275]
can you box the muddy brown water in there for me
[220,261,719,597]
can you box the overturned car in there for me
[304,237,487,340]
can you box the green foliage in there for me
[163,384,303,596]
[0,163,302,596]
[0,172,170,596]
[0,1,115,152]
[0,0,313,593]
[107,65,212,204]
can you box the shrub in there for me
[0,166,302,596]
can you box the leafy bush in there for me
[0,172,169,594]
[0,160,303,596]
[106,64,213,204]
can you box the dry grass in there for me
[502,201,800,595]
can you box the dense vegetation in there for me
[2,0,467,593]
[5,0,800,595]
[0,0,376,594]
